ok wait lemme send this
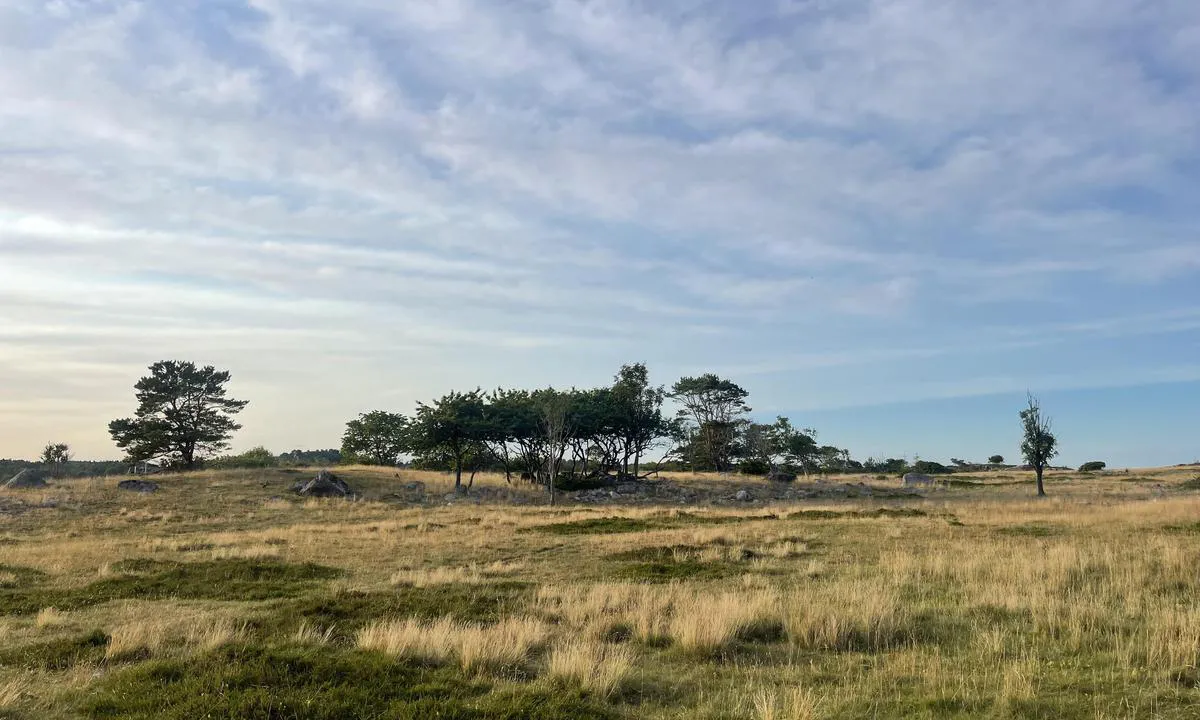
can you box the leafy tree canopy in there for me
[1020,394,1059,497]
[341,411,410,466]
[108,361,248,470]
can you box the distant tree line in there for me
[88,359,1071,500]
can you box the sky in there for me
[1,0,1198,468]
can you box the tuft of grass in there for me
[753,686,821,720]
[105,616,247,661]
[546,639,635,698]
[35,607,68,628]
[356,616,551,675]
[294,621,337,646]
[669,592,783,656]
[0,678,28,711]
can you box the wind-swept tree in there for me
[743,417,819,475]
[108,361,248,470]
[341,411,409,466]
[610,363,668,479]
[667,374,751,472]
[537,389,574,506]
[409,390,486,491]
[1020,394,1058,497]
[40,442,71,477]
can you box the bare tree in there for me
[1020,393,1058,497]
[538,390,573,507]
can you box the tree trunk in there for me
[1035,465,1046,497]
[633,451,640,479]
[454,457,463,491]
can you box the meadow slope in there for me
[1,466,1198,719]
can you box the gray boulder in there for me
[293,470,353,498]
[3,469,48,489]
[734,489,753,502]
[901,472,935,487]
[118,479,159,493]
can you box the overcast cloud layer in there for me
[2,0,1198,462]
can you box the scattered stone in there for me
[3,469,48,489]
[615,482,640,494]
[293,470,353,498]
[118,480,159,493]
[403,481,426,492]
[902,473,935,487]
[735,489,753,502]
[767,470,797,483]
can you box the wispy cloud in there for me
[1,0,1198,457]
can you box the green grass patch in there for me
[268,582,534,641]
[0,629,109,670]
[0,564,47,587]
[529,513,752,535]
[995,523,1062,537]
[787,508,929,520]
[608,545,747,562]
[82,644,616,720]
[0,559,342,615]
[1162,522,1200,534]
[532,508,926,536]
[611,560,740,583]
[606,544,752,583]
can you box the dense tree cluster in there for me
[339,365,862,498]
[367,364,675,494]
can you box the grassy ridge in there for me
[0,466,1197,718]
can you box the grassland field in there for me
[1,465,1199,719]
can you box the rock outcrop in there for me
[293,470,353,498]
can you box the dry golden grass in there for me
[546,639,635,698]
[356,616,552,674]
[390,561,524,587]
[753,685,821,720]
[294,621,337,646]
[2,464,1199,717]
[105,612,248,660]
[34,607,68,628]
[0,678,28,709]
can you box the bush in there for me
[912,460,952,475]
[208,447,277,469]
[553,474,612,492]
[1078,461,1107,473]
[738,459,770,476]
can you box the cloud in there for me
[0,0,1198,457]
